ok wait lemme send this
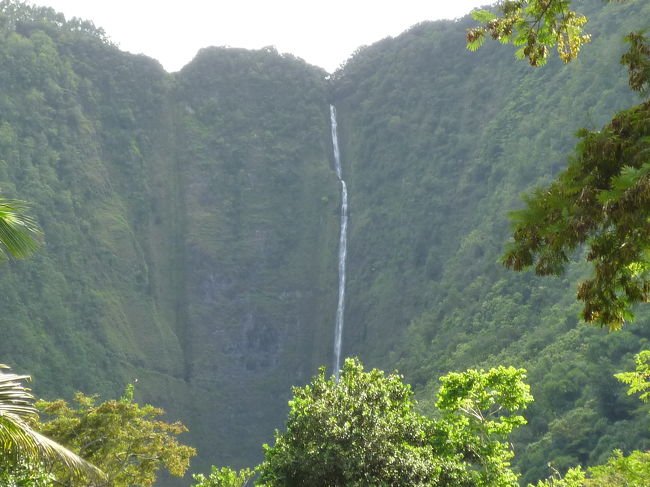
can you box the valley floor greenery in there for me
[7,355,646,486]
[0,368,195,487]
[192,356,650,487]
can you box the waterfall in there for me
[330,105,348,380]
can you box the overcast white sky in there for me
[36,1,491,73]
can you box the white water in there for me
[330,105,348,380]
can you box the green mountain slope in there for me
[0,3,339,478]
[1,0,650,484]
[172,46,339,469]
[331,0,650,481]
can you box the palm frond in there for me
[0,366,105,482]
[0,367,38,419]
[0,198,42,260]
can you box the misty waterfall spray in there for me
[330,105,348,380]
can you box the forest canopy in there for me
[470,0,650,328]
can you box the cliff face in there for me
[0,5,338,475]
[172,47,339,467]
[3,0,650,483]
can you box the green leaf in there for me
[471,9,497,23]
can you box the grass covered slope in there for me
[332,0,650,481]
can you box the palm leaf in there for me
[0,367,37,417]
[0,366,104,481]
[0,198,42,260]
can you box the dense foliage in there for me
[36,386,195,486]
[528,350,650,486]
[1,0,650,483]
[259,359,444,486]
[467,0,592,65]
[332,0,650,482]
[257,359,532,486]
[0,0,336,476]
[502,99,650,327]
[201,355,650,487]
[470,1,650,328]
[0,457,55,487]
[191,466,256,487]
[0,365,101,482]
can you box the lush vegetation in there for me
[36,386,195,486]
[5,355,650,486]
[1,0,650,484]
[467,0,592,66]
[331,0,650,482]
[528,350,650,486]
[0,365,102,483]
[0,366,194,486]
[470,0,650,328]
[195,358,533,486]
[257,359,531,486]
[198,355,650,486]
[0,0,337,476]
[191,466,256,487]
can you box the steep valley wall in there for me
[2,1,650,484]
[0,7,339,477]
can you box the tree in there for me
[436,366,535,486]
[256,358,532,487]
[502,97,650,328]
[0,365,102,482]
[467,0,592,66]
[0,198,41,261]
[614,349,650,402]
[528,350,650,486]
[581,351,650,485]
[585,449,650,486]
[468,1,649,94]
[527,466,585,487]
[191,466,256,487]
[469,1,650,328]
[0,456,55,487]
[35,384,196,487]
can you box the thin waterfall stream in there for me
[330,105,348,380]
